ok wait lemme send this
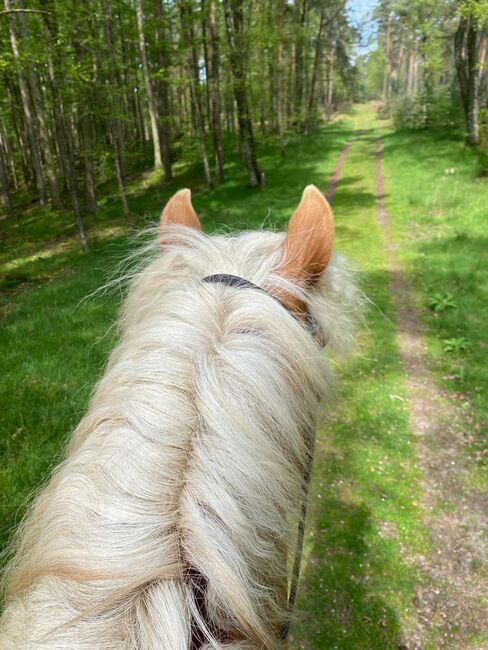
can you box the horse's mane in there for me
[1,226,360,649]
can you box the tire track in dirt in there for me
[374,138,488,649]
[325,140,352,201]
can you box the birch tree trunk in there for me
[16,0,62,209]
[325,48,334,120]
[223,0,262,188]
[0,118,19,190]
[294,0,308,128]
[39,0,89,248]
[0,127,13,215]
[154,1,173,182]
[179,0,213,189]
[5,0,46,206]
[80,114,97,214]
[306,6,327,132]
[206,0,224,181]
[135,0,163,170]
[455,17,485,145]
[101,0,129,215]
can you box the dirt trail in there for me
[325,140,352,201]
[374,138,488,649]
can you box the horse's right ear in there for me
[160,189,202,233]
[279,185,334,285]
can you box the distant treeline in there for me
[361,0,488,147]
[0,0,358,248]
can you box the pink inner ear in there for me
[279,184,334,285]
[160,189,202,231]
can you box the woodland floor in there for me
[1,104,488,649]
[293,105,488,649]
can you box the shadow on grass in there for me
[408,232,488,446]
[292,270,420,649]
[294,496,403,650]
[1,121,354,296]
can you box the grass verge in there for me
[293,108,428,649]
[380,127,488,484]
[0,122,351,559]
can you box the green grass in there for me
[380,126,488,479]
[1,105,487,647]
[0,122,351,554]
[293,109,428,649]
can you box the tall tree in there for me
[101,0,129,216]
[40,0,89,248]
[0,0,361,226]
[154,0,173,182]
[455,3,487,144]
[204,0,224,181]
[4,0,46,205]
[179,0,213,188]
[16,0,62,209]
[0,125,13,215]
[135,0,163,170]
[223,0,262,188]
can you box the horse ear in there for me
[160,189,202,232]
[278,184,334,286]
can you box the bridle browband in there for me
[201,272,321,640]
[201,273,324,345]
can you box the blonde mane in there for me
[1,223,360,649]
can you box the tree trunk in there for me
[40,0,90,248]
[81,114,97,214]
[277,40,286,156]
[294,0,308,128]
[179,0,213,189]
[101,0,129,215]
[154,1,173,182]
[382,15,392,101]
[5,0,46,206]
[223,0,262,188]
[305,6,327,132]
[16,0,63,209]
[135,0,163,170]
[0,117,19,190]
[407,50,415,96]
[0,127,13,215]
[7,82,33,191]
[65,116,88,251]
[206,0,224,181]
[325,47,334,120]
[455,17,484,145]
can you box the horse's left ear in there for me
[278,184,334,286]
[160,188,202,232]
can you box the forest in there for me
[0,1,487,239]
[1,2,488,649]
[0,0,358,245]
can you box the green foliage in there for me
[442,336,470,353]
[428,290,458,313]
[392,96,425,129]
[479,108,488,172]
[392,90,463,131]
[364,0,472,137]
[380,119,488,480]
[0,109,427,648]
[377,101,392,120]
[459,0,488,26]
[0,0,359,213]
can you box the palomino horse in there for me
[0,185,359,649]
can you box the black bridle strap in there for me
[201,273,322,343]
[201,272,318,639]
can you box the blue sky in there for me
[346,0,379,56]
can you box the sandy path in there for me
[374,138,488,649]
